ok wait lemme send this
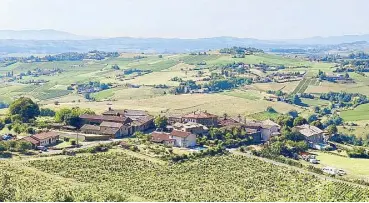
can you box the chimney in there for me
[108,107,112,111]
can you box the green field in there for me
[313,151,369,180]
[341,103,369,121]
[2,151,369,201]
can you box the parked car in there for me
[2,134,13,141]
[309,159,319,164]
[37,146,48,152]
[337,169,346,176]
[322,167,337,175]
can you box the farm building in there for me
[294,124,325,146]
[22,131,59,148]
[102,108,154,133]
[151,130,197,148]
[169,111,218,127]
[168,122,209,135]
[80,108,154,138]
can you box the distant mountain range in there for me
[0,29,89,40]
[0,29,368,55]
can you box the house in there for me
[260,120,281,142]
[80,121,130,139]
[80,114,131,125]
[102,108,154,133]
[181,111,218,127]
[244,120,280,142]
[294,124,325,146]
[151,132,175,146]
[170,130,197,148]
[218,117,241,127]
[169,122,208,135]
[150,130,197,148]
[22,131,59,148]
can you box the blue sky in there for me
[0,0,368,39]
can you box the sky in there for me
[0,0,369,39]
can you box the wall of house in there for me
[39,136,58,146]
[171,134,197,148]
[261,126,279,141]
[306,133,324,144]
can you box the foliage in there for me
[293,116,307,126]
[8,97,40,122]
[154,115,168,129]
[40,108,56,117]
[55,107,95,127]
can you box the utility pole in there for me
[76,132,79,147]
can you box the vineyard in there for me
[292,78,320,94]
[1,152,368,201]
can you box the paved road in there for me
[230,150,366,188]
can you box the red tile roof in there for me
[170,130,192,138]
[182,111,217,119]
[151,132,172,142]
[32,131,59,140]
[22,136,39,145]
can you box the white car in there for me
[309,159,319,164]
[322,167,337,175]
[337,169,346,176]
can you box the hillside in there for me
[2,152,369,201]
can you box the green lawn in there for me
[301,98,330,107]
[340,103,369,121]
[313,151,369,180]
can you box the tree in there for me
[8,97,40,122]
[15,141,32,153]
[293,116,307,126]
[327,125,338,135]
[290,94,302,105]
[154,115,168,129]
[307,114,318,123]
[287,110,298,118]
[311,120,323,129]
[276,115,294,128]
[40,108,56,117]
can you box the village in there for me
[4,105,335,166]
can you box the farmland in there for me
[340,103,369,121]
[2,151,369,201]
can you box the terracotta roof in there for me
[170,130,192,138]
[151,132,172,142]
[182,111,217,119]
[81,124,100,131]
[218,118,240,126]
[80,114,129,123]
[22,136,39,145]
[100,121,123,128]
[32,131,59,140]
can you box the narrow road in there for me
[230,150,366,188]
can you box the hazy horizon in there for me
[1,0,369,40]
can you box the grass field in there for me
[301,98,330,107]
[340,103,369,121]
[313,151,369,181]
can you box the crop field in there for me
[291,78,319,94]
[41,92,302,116]
[0,152,367,201]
